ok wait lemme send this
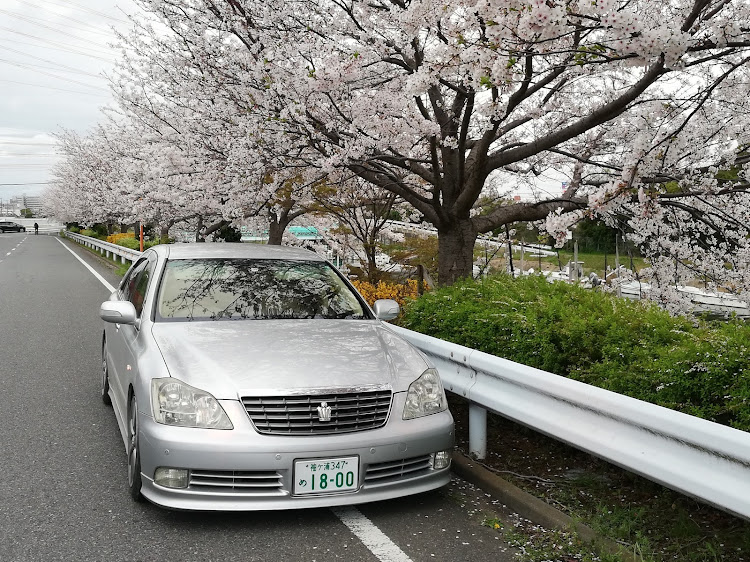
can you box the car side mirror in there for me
[100,301,138,325]
[373,299,400,321]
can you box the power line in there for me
[0,27,115,61]
[39,0,130,24]
[0,37,113,63]
[0,182,52,186]
[0,8,118,41]
[0,141,57,146]
[0,44,102,77]
[0,78,110,97]
[0,58,109,91]
[0,153,59,156]
[0,160,53,164]
[5,2,124,34]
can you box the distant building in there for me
[8,195,44,216]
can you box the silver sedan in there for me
[100,243,454,510]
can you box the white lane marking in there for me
[56,237,116,293]
[331,506,413,562]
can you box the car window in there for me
[121,257,154,317]
[120,259,146,302]
[156,258,367,321]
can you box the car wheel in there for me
[101,341,112,406]
[127,394,144,501]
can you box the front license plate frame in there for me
[293,456,359,495]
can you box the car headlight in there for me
[151,378,233,429]
[403,368,448,420]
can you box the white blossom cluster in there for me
[46,0,750,306]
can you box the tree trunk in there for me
[266,203,307,245]
[365,237,379,283]
[196,216,205,242]
[437,220,478,285]
[267,219,284,245]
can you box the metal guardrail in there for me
[60,229,750,519]
[386,323,750,521]
[64,231,143,263]
[384,220,557,256]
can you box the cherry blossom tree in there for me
[119,0,748,289]
[50,0,750,308]
[49,126,134,227]
[311,173,399,282]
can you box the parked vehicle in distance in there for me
[0,221,26,232]
[99,243,454,511]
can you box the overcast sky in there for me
[0,0,566,209]
[0,0,138,203]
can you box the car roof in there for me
[150,243,326,262]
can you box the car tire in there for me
[101,341,112,406]
[127,394,144,502]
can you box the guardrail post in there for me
[468,403,487,460]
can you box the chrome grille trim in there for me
[365,455,432,484]
[189,470,283,493]
[242,390,392,435]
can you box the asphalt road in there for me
[0,233,518,562]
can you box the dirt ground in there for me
[447,396,750,561]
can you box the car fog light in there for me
[154,467,189,489]
[430,450,452,470]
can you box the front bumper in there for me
[137,395,454,511]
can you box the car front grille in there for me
[242,390,392,435]
[189,469,283,494]
[365,455,432,484]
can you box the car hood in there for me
[150,320,429,399]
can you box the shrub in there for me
[351,279,427,308]
[79,229,104,239]
[116,237,162,251]
[400,273,750,431]
[107,232,134,244]
[91,223,109,237]
[117,237,141,249]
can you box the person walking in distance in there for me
[34,222,38,235]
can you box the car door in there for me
[107,255,155,419]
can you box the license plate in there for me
[294,456,359,495]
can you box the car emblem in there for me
[316,402,332,422]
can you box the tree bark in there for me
[266,201,308,245]
[437,219,479,285]
[267,218,284,245]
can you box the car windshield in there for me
[156,258,367,321]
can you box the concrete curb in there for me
[451,453,641,562]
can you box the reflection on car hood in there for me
[150,320,429,399]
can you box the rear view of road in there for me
[0,235,518,562]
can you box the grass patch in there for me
[65,234,133,277]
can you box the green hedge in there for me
[117,237,161,250]
[400,274,750,431]
[79,229,106,240]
